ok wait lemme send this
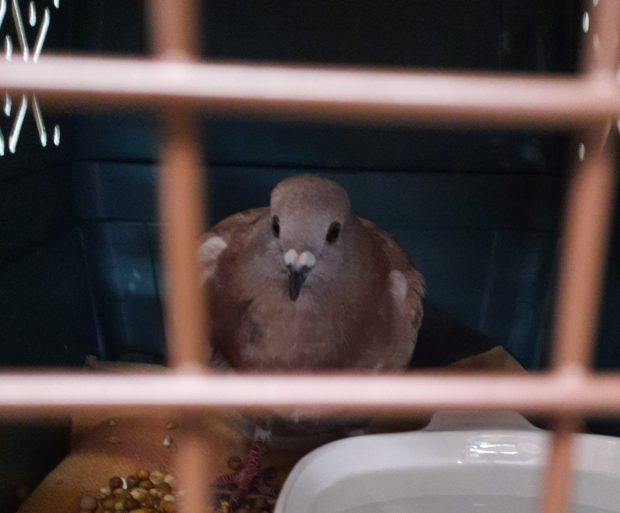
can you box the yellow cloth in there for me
[17,347,524,513]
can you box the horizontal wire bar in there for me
[1,371,620,416]
[0,56,618,127]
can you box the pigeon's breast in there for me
[218,274,398,371]
[211,243,409,371]
[235,285,345,370]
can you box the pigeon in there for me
[199,175,425,506]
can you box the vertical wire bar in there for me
[540,416,579,513]
[147,2,211,513]
[161,119,212,510]
[542,2,620,513]
[147,0,208,370]
[147,0,200,58]
[174,417,211,513]
[552,0,620,372]
[158,111,208,368]
[551,125,617,370]
[581,0,620,74]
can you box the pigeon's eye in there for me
[326,222,341,244]
[272,216,280,238]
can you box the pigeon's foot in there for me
[213,440,273,512]
[229,440,265,509]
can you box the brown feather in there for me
[199,176,425,442]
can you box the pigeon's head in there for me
[269,175,353,301]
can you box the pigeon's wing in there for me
[198,208,267,282]
[199,208,268,369]
[359,218,426,338]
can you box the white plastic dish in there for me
[274,411,620,513]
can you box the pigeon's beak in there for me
[284,249,316,301]
[288,267,309,301]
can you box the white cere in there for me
[284,249,298,267]
[285,249,316,269]
[582,12,590,33]
[578,143,586,161]
[298,251,316,269]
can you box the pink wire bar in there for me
[0,371,619,416]
[147,1,210,512]
[540,1,620,512]
[0,57,618,127]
